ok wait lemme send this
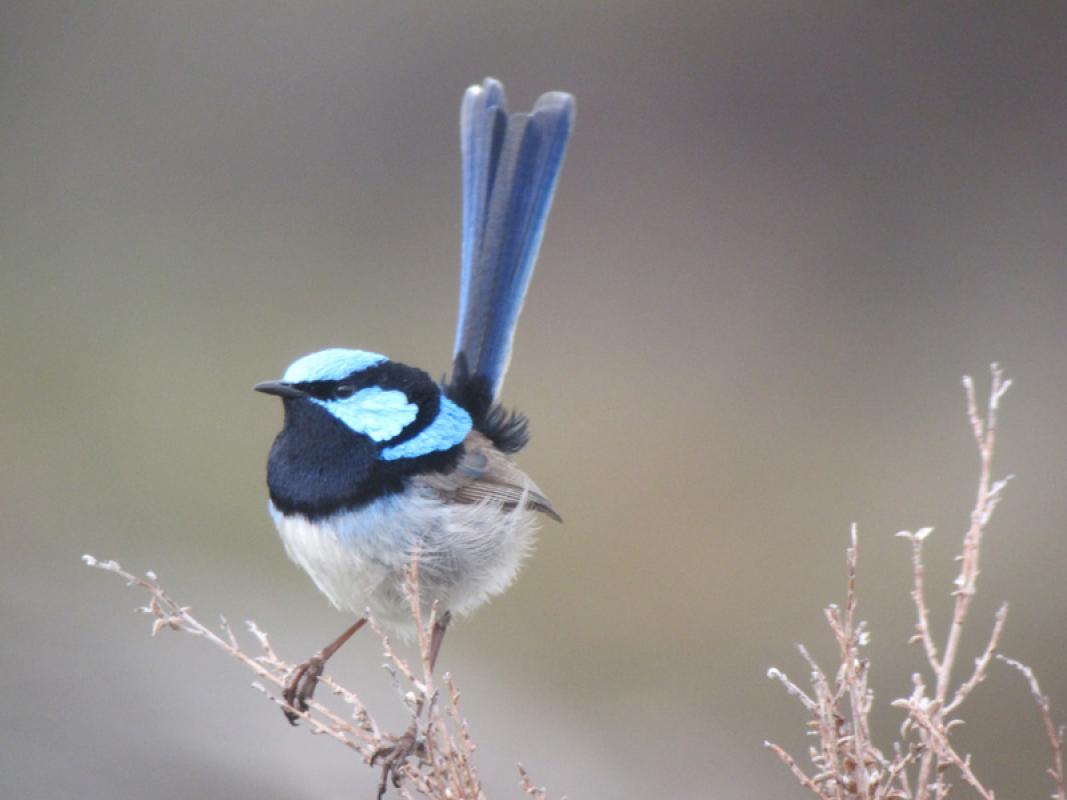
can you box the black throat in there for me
[266,396,463,520]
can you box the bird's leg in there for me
[427,609,452,672]
[372,610,452,797]
[282,616,366,725]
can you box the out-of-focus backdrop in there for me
[4,4,1067,798]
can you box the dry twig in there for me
[996,655,1067,800]
[766,365,1060,799]
[83,555,544,799]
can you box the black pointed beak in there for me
[254,381,307,399]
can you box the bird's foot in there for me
[281,654,326,725]
[280,617,368,725]
[371,725,425,798]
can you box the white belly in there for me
[270,487,539,632]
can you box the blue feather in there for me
[453,78,575,400]
[312,387,417,442]
[380,397,472,461]
[283,349,387,383]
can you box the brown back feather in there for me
[415,431,561,522]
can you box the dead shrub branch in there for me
[767,365,1063,799]
[83,556,547,799]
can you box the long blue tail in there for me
[451,77,575,402]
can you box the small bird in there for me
[255,78,574,743]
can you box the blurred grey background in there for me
[4,3,1067,798]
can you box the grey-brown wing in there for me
[418,432,562,522]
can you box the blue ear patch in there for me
[283,349,387,384]
[312,387,418,442]
[381,397,472,461]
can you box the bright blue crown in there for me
[282,348,387,384]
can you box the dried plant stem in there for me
[936,366,1011,701]
[765,741,828,795]
[894,696,995,800]
[905,527,939,677]
[83,554,536,799]
[764,365,1059,800]
[942,603,1007,716]
[81,556,379,754]
[912,365,1011,799]
[997,655,1067,800]
[518,765,550,800]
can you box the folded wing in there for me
[418,431,561,522]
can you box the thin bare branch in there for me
[764,366,1059,800]
[84,554,499,799]
[997,655,1067,800]
[944,604,1008,715]
[766,741,829,797]
[897,698,995,800]
[768,667,819,713]
[898,527,939,672]
[518,765,549,800]
[916,366,1011,800]
[938,365,1008,704]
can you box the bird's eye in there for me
[335,384,356,399]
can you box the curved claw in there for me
[282,655,325,725]
[371,726,425,798]
[280,618,367,726]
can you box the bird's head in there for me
[256,348,471,461]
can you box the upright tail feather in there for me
[451,78,575,403]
